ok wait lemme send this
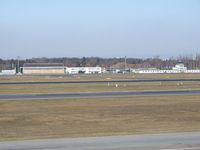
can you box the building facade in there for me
[66,67,102,74]
[172,62,187,72]
[22,63,65,75]
[0,69,16,75]
[133,62,200,74]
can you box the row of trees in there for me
[1,54,200,70]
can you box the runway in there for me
[0,132,200,150]
[0,90,200,100]
[0,78,200,85]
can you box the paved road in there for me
[0,132,200,150]
[0,90,200,100]
[0,78,200,85]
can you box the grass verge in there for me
[0,95,200,141]
[0,73,200,83]
[0,81,200,94]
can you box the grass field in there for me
[0,74,200,141]
[0,81,200,94]
[0,95,200,141]
[0,73,200,82]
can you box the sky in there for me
[0,0,200,59]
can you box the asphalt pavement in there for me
[0,132,200,150]
[0,90,200,100]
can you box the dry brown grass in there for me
[1,74,200,141]
[0,81,200,94]
[0,95,200,141]
[0,73,200,82]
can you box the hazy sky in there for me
[0,0,200,59]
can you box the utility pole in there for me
[124,56,127,71]
[17,56,20,74]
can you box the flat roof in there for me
[23,63,64,67]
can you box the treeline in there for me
[1,54,200,70]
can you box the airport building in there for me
[172,62,187,72]
[133,62,200,74]
[21,63,101,75]
[22,63,65,75]
[17,62,200,75]
[0,69,16,75]
[66,67,102,74]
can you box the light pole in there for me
[17,56,20,74]
[124,56,127,71]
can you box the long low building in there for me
[21,63,102,75]
[22,63,65,75]
[0,69,16,75]
[66,67,102,74]
[133,62,200,74]
[134,69,200,74]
